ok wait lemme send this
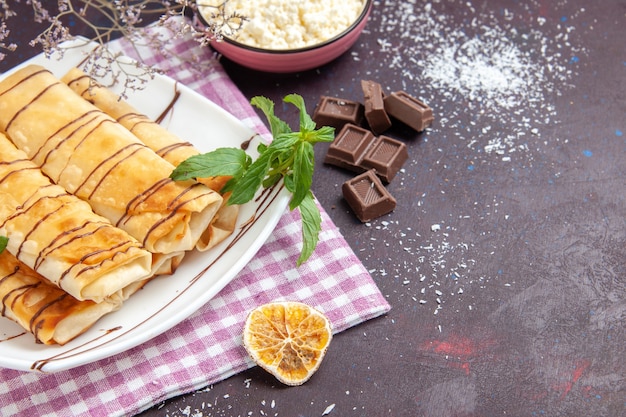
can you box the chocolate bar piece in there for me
[360,135,408,183]
[325,124,407,183]
[325,123,376,167]
[361,80,392,134]
[313,96,364,130]
[383,91,434,132]
[342,170,397,222]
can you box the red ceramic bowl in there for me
[198,0,373,73]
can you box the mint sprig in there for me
[0,236,7,253]
[171,94,334,266]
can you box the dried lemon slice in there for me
[242,301,333,386]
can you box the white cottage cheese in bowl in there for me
[199,0,367,50]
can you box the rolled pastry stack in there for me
[62,67,239,250]
[0,134,154,344]
[0,251,122,345]
[0,65,232,344]
[0,133,152,303]
[0,65,223,255]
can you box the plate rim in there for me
[0,40,290,373]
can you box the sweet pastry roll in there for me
[0,133,153,302]
[151,251,186,277]
[61,67,239,251]
[0,65,223,255]
[0,250,122,345]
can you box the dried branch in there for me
[1,1,247,96]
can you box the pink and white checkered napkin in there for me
[0,30,390,417]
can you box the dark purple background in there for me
[2,1,624,416]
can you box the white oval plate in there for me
[0,42,290,372]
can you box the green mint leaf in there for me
[227,150,273,205]
[290,141,314,210]
[265,131,301,155]
[170,148,250,181]
[257,142,269,154]
[0,236,7,253]
[262,173,283,189]
[250,94,329,265]
[171,94,332,266]
[284,93,316,133]
[308,125,335,144]
[250,96,292,137]
[296,192,321,266]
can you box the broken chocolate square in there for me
[361,135,408,183]
[313,96,364,130]
[324,124,376,168]
[361,80,392,134]
[383,91,434,132]
[342,170,397,222]
[324,124,409,183]
[324,124,408,183]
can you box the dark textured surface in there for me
[2,1,625,416]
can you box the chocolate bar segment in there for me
[325,124,407,183]
[342,170,397,222]
[383,91,434,132]
[324,124,376,167]
[313,96,364,130]
[361,80,392,134]
[361,135,408,183]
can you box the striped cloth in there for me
[0,27,390,417]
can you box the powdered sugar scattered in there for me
[368,0,584,159]
[362,219,478,316]
[422,29,545,110]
